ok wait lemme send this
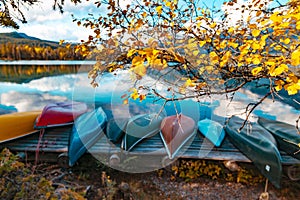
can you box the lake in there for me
[0,61,299,125]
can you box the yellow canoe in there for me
[0,111,41,143]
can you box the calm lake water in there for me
[0,61,299,124]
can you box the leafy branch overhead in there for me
[77,0,300,102]
[2,0,299,119]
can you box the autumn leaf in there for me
[139,94,146,101]
[274,80,284,91]
[156,6,163,15]
[251,67,263,76]
[284,81,300,95]
[269,64,288,76]
[251,29,260,37]
[59,40,65,45]
[130,88,139,100]
[291,49,300,66]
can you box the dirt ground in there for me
[34,155,299,200]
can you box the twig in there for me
[239,91,272,131]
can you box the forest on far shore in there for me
[0,32,87,60]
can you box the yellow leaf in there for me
[220,41,227,49]
[251,29,260,37]
[251,41,261,50]
[132,55,144,66]
[274,80,284,91]
[228,27,234,34]
[59,40,65,45]
[123,98,129,105]
[283,38,290,45]
[228,42,238,48]
[184,79,196,87]
[252,55,261,65]
[270,64,289,76]
[210,22,217,29]
[284,81,300,95]
[133,64,147,77]
[251,67,262,76]
[127,49,137,57]
[130,88,139,100]
[209,51,219,63]
[291,49,300,66]
[142,12,147,18]
[199,41,206,47]
[156,6,163,15]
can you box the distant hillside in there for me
[0,32,60,48]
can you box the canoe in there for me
[68,107,107,166]
[160,114,196,159]
[225,116,282,188]
[0,111,41,143]
[122,113,163,151]
[105,118,128,144]
[35,101,88,129]
[198,118,225,147]
[258,117,300,160]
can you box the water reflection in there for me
[0,64,92,83]
[0,64,299,125]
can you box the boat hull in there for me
[258,117,300,160]
[122,113,163,151]
[198,118,225,147]
[225,116,282,188]
[68,107,107,166]
[106,118,128,144]
[160,114,196,159]
[35,101,88,128]
[0,111,41,143]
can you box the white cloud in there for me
[221,0,269,26]
[0,1,98,42]
[213,89,299,125]
[1,91,67,112]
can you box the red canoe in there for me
[160,114,196,159]
[34,101,88,128]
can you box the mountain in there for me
[0,32,60,48]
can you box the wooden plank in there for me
[0,126,299,166]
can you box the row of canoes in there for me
[0,101,299,189]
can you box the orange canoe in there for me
[0,111,41,143]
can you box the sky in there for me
[0,1,100,42]
[0,0,288,42]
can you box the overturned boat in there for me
[225,116,282,188]
[68,107,107,166]
[0,111,41,143]
[160,114,196,159]
[35,101,88,129]
[122,113,163,151]
[258,117,300,160]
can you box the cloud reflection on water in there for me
[0,71,299,125]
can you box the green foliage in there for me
[171,159,265,185]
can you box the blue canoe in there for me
[122,113,163,151]
[258,117,300,160]
[105,118,128,144]
[225,116,282,188]
[198,118,225,147]
[68,107,107,166]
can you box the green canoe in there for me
[258,117,300,160]
[225,116,282,188]
[122,113,163,151]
